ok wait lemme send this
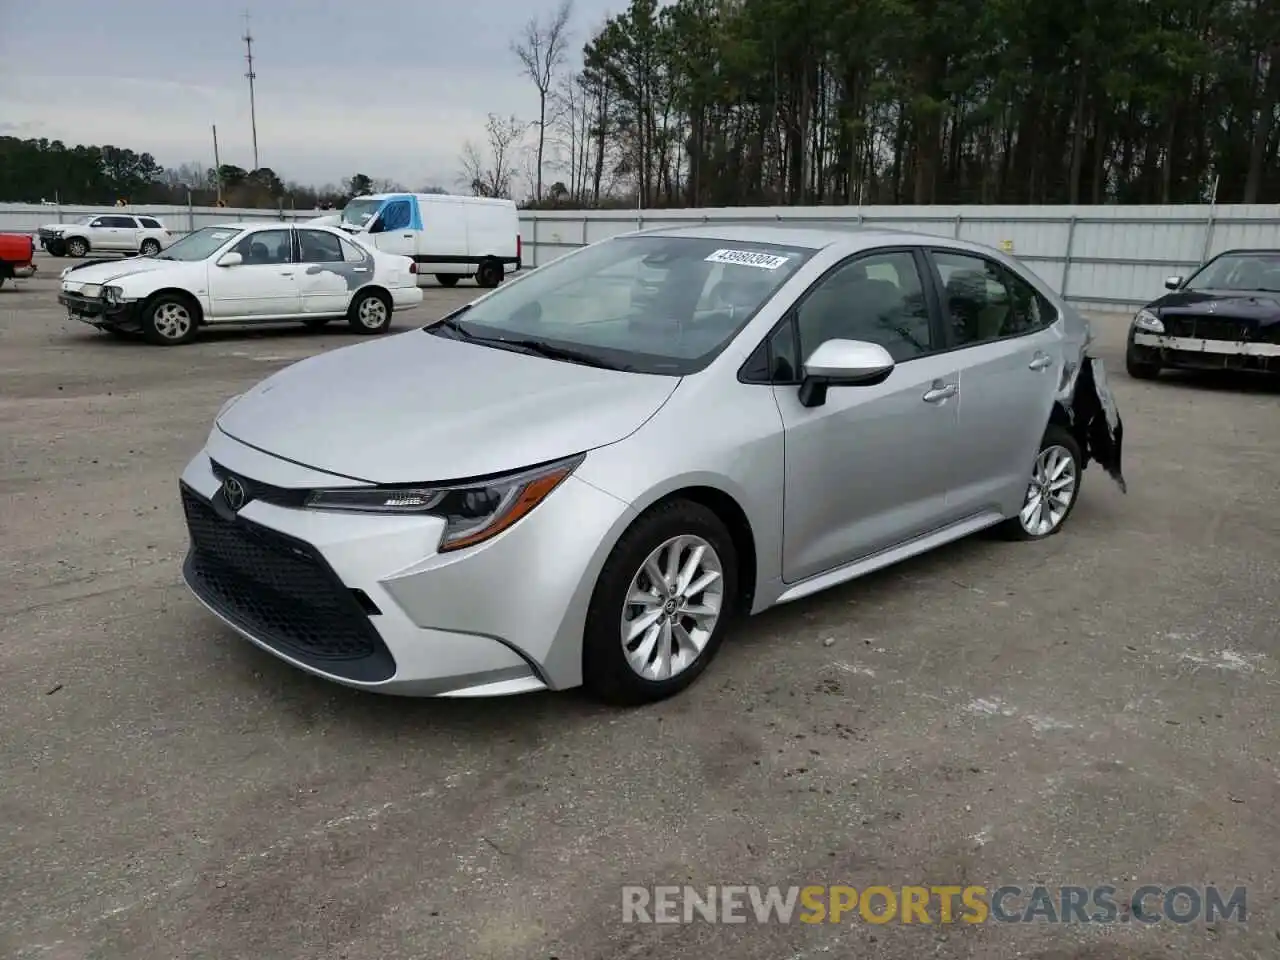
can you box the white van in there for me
[319,193,521,288]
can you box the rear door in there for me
[102,215,140,250]
[771,247,966,582]
[296,228,367,314]
[924,248,1064,518]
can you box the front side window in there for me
[933,251,1052,346]
[340,198,382,229]
[89,218,108,228]
[794,250,934,363]
[378,200,412,232]
[154,226,245,262]
[104,216,137,228]
[1185,252,1280,293]
[428,235,814,375]
[232,229,293,265]
[298,229,344,263]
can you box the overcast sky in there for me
[0,0,623,191]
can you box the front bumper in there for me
[58,291,139,330]
[178,434,634,696]
[1131,330,1280,371]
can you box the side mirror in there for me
[217,252,243,267]
[1164,275,1183,290]
[798,339,895,408]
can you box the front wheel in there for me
[1125,337,1161,380]
[139,239,161,256]
[140,293,200,345]
[582,499,738,705]
[65,237,89,258]
[348,289,392,335]
[997,426,1083,541]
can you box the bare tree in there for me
[511,0,573,204]
[370,177,408,193]
[458,114,530,199]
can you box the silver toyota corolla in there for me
[180,225,1126,704]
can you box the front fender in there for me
[1062,355,1126,493]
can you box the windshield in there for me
[340,199,382,230]
[1184,253,1280,293]
[155,226,244,262]
[426,235,813,375]
[75,216,96,225]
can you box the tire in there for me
[65,237,89,258]
[139,239,161,256]
[1125,336,1161,380]
[476,260,504,288]
[582,499,739,705]
[304,317,334,330]
[140,292,200,346]
[347,288,392,335]
[0,275,6,291]
[435,274,460,287]
[997,425,1084,541]
[46,241,65,257]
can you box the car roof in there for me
[626,222,994,256]
[203,221,329,232]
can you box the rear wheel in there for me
[476,260,504,288]
[65,237,89,258]
[582,499,738,705]
[997,426,1083,541]
[435,274,459,287]
[139,238,161,256]
[348,289,392,335]
[140,293,200,346]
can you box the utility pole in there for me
[243,11,259,171]
[212,124,223,205]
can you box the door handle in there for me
[279,271,294,277]
[353,267,369,272]
[1029,353,1053,371]
[922,382,957,403]
[402,233,413,238]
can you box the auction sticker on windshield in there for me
[705,249,791,270]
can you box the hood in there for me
[216,330,681,484]
[59,257,176,286]
[1150,289,1280,322]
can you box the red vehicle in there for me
[0,233,37,288]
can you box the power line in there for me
[240,12,258,171]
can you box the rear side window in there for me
[340,238,369,263]
[297,229,344,263]
[380,200,412,232]
[138,217,162,229]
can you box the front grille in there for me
[181,484,395,682]
[1161,315,1280,345]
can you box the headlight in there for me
[1133,309,1164,333]
[305,454,583,552]
[80,283,101,299]
[103,286,124,304]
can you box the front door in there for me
[206,228,301,319]
[367,197,418,259]
[776,248,963,583]
[926,249,1064,517]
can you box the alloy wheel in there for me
[1019,444,1078,536]
[619,535,724,682]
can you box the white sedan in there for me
[57,222,424,345]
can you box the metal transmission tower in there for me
[243,12,260,170]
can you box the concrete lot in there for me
[2,253,1278,960]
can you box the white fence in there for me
[5,201,1278,310]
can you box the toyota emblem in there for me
[223,476,246,511]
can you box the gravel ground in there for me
[2,253,1278,960]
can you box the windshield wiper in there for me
[427,306,475,338]
[480,337,628,370]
